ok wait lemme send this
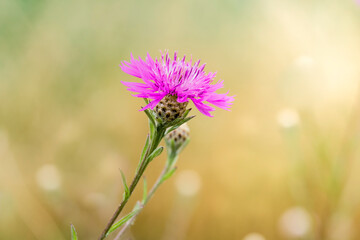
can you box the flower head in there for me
[165,123,190,148]
[165,123,190,156]
[120,51,234,117]
[154,94,188,123]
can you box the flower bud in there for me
[165,123,190,150]
[155,95,188,123]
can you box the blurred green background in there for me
[1,0,360,239]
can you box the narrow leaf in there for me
[147,146,164,163]
[164,117,183,128]
[183,108,192,118]
[70,224,78,240]
[177,115,195,127]
[165,126,177,135]
[162,167,177,182]
[137,135,150,173]
[106,210,139,236]
[120,170,130,199]
[141,135,150,162]
[144,109,156,129]
[149,117,155,139]
[166,116,195,134]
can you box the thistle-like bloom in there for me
[120,51,234,117]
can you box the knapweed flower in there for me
[120,51,234,118]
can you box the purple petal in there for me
[140,96,164,111]
[191,98,215,117]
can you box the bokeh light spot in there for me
[36,164,62,191]
[175,170,202,197]
[279,206,311,238]
[243,233,266,240]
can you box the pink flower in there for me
[120,51,234,117]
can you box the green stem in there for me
[114,153,178,239]
[98,126,166,240]
[144,157,176,205]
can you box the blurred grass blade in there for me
[142,177,148,203]
[70,224,78,240]
[106,211,138,236]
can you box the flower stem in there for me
[114,154,178,240]
[145,154,177,205]
[98,126,166,240]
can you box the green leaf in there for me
[149,117,155,139]
[70,224,78,240]
[165,127,176,136]
[142,102,156,139]
[106,210,139,236]
[144,109,156,129]
[147,146,164,163]
[143,98,157,130]
[177,115,195,127]
[165,115,195,134]
[141,135,150,162]
[164,117,183,129]
[162,167,177,182]
[170,112,192,126]
[137,135,150,173]
[120,170,130,199]
[183,108,192,118]
[142,177,148,203]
